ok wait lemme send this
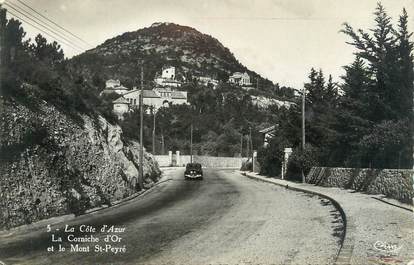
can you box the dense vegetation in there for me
[259,3,414,179]
[119,82,284,156]
[66,22,297,157]
[0,8,117,124]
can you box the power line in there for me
[7,10,82,52]
[14,0,92,47]
[4,2,85,51]
[6,10,82,52]
[5,1,89,49]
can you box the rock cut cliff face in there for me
[0,96,161,230]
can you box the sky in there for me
[3,0,414,88]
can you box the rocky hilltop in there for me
[0,95,161,230]
[71,22,274,91]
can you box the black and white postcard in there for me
[0,0,413,264]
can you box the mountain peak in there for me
[73,22,274,90]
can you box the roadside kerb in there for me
[370,196,412,212]
[238,170,353,265]
[85,176,173,215]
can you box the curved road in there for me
[0,169,342,265]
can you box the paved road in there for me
[0,169,342,265]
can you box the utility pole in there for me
[152,109,156,154]
[0,5,4,74]
[138,64,144,190]
[301,87,306,183]
[190,123,193,163]
[161,128,165,155]
[240,133,243,157]
[246,135,250,161]
[249,127,253,162]
[302,87,306,150]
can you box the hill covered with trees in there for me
[67,22,297,157]
[70,22,294,99]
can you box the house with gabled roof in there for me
[106,78,188,118]
[259,125,277,147]
[101,79,129,95]
[229,72,251,86]
[122,87,188,110]
[154,66,183,88]
[112,97,130,119]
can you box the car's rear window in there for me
[186,163,201,169]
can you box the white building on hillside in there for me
[154,66,182,87]
[229,72,251,86]
[122,87,188,111]
[112,97,130,119]
[259,125,277,147]
[102,79,129,95]
[105,78,189,118]
[162,66,175,79]
[197,76,219,89]
[105,79,120,88]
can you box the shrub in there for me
[257,136,290,177]
[240,159,252,171]
[286,144,319,181]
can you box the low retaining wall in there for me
[307,167,414,204]
[154,155,171,167]
[154,154,247,168]
[181,155,247,168]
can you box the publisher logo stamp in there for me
[373,241,402,254]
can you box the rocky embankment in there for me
[0,97,161,230]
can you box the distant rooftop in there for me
[123,89,161,98]
[259,125,277,134]
[171,91,186,99]
[113,97,129,104]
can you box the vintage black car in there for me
[184,163,203,180]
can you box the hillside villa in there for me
[122,87,187,110]
[101,79,130,95]
[154,66,183,87]
[259,125,277,147]
[228,72,251,86]
[197,76,219,89]
[106,71,188,119]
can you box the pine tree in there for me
[395,8,414,167]
[395,8,413,118]
[341,3,400,122]
[335,57,373,166]
[303,68,340,165]
[340,3,414,168]
[325,75,338,106]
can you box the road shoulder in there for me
[239,170,414,265]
